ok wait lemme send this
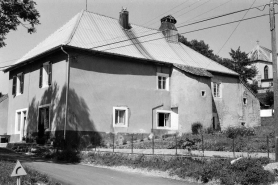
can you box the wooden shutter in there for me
[12,76,17,95]
[48,62,52,85]
[39,66,43,88]
[20,73,24,94]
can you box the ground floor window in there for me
[113,107,128,127]
[157,111,171,128]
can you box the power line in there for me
[0,4,269,66]
[100,13,269,52]
[175,0,212,19]
[176,0,233,26]
[87,4,268,51]
[142,0,191,26]
[177,4,268,28]
[217,0,258,55]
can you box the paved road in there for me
[24,162,198,185]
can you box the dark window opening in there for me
[264,65,269,79]
[201,90,206,97]
[158,112,170,127]
[243,98,247,105]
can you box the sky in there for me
[0,0,274,94]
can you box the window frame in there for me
[212,82,222,98]
[113,107,128,128]
[16,73,23,96]
[156,110,172,129]
[157,72,169,91]
[38,104,51,131]
[40,62,52,88]
[15,108,28,136]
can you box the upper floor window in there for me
[264,65,268,79]
[12,73,24,96]
[157,73,169,91]
[212,82,222,98]
[39,62,52,88]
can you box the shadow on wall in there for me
[26,82,101,149]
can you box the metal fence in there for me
[89,133,275,160]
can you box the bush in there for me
[224,127,255,139]
[191,122,203,135]
[199,158,275,185]
[55,148,81,163]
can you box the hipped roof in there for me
[5,10,238,76]
[248,43,274,62]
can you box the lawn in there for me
[0,160,61,185]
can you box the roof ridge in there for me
[83,10,158,31]
[66,10,85,45]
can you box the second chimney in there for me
[159,15,178,43]
[119,7,131,29]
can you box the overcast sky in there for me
[0,0,274,93]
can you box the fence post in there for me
[131,134,134,154]
[113,133,115,153]
[267,136,269,160]
[233,137,235,158]
[152,134,154,155]
[201,134,204,157]
[94,133,97,152]
[175,134,177,156]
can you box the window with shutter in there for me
[48,62,52,85]
[39,66,43,88]
[20,73,24,94]
[12,76,16,95]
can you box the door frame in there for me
[15,108,28,141]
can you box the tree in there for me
[264,90,274,107]
[0,0,40,47]
[228,47,257,83]
[178,34,218,61]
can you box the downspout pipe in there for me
[151,104,164,132]
[61,46,70,141]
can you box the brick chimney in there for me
[119,7,131,29]
[159,15,178,42]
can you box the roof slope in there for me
[248,43,273,62]
[11,10,237,76]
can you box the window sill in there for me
[15,93,22,97]
[113,124,128,128]
[156,126,173,130]
[157,89,169,91]
[40,84,50,89]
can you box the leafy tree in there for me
[0,0,40,47]
[178,34,218,61]
[264,90,274,107]
[228,47,257,83]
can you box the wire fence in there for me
[89,133,275,160]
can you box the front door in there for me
[38,107,50,139]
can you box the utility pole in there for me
[269,0,278,161]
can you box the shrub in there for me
[224,127,255,139]
[55,148,81,163]
[191,122,203,135]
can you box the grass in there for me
[0,160,61,185]
[81,151,275,185]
